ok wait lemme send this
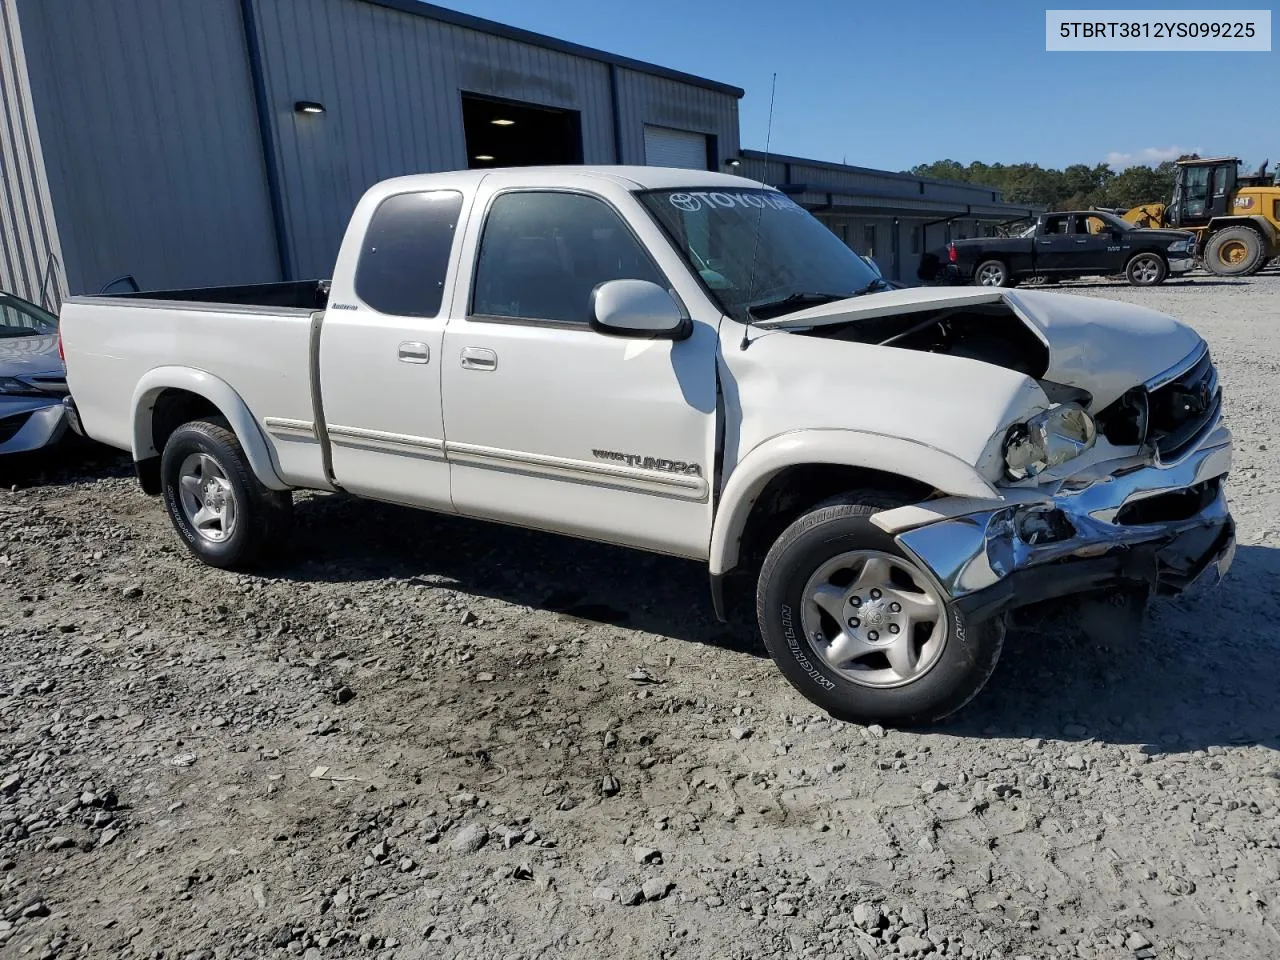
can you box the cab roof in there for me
[369,165,768,195]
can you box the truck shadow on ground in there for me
[948,543,1280,754]
[286,491,766,658]
[0,439,130,490]
[288,494,1279,754]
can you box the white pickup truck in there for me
[59,166,1235,725]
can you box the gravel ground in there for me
[2,269,1279,960]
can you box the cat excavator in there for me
[1122,156,1279,276]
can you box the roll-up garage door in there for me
[643,125,708,170]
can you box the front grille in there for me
[0,412,33,444]
[1148,350,1219,461]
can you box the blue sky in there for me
[442,0,1278,173]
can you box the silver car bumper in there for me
[1168,253,1195,274]
[873,423,1234,618]
[0,397,68,455]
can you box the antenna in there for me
[741,72,777,351]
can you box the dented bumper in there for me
[873,424,1234,620]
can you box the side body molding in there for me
[708,429,1000,576]
[130,366,290,491]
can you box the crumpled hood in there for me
[755,286,1205,409]
[0,333,63,378]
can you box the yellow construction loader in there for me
[1122,156,1279,275]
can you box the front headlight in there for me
[1168,238,1194,254]
[1003,402,1097,480]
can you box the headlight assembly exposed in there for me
[1003,402,1097,480]
[1168,238,1194,254]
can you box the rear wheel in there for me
[1203,226,1265,276]
[1125,252,1167,286]
[756,495,1005,725]
[160,417,292,570]
[974,259,1015,287]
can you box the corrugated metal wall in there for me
[13,0,741,291]
[16,0,280,296]
[615,70,739,169]
[253,0,618,279]
[0,0,63,307]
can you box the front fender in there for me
[708,429,999,576]
[131,366,289,491]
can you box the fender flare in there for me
[130,366,289,491]
[1208,215,1278,245]
[708,429,998,576]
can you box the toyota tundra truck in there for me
[58,166,1235,725]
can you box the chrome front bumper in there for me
[872,424,1234,618]
[1168,253,1195,274]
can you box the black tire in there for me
[1203,226,1265,276]
[160,417,292,570]
[1125,252,1167,286]
[973,259,1015,288]
[756,495,1005,725]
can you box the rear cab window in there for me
[355,190,464,317]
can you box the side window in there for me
[1183,166,1209,217]
[1042,216,1070,234]
[472,191,665,324]
[355,190,463,317]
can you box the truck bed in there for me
[58,289,328,489]
[109,279,330,311]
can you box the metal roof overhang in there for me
[361,0,745,97]
[783,186,1038,220]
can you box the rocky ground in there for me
[2,270,1279,960]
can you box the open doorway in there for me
[462,93,583,170]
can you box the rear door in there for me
[317,187,468,509]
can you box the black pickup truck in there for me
[918,210,1198,287]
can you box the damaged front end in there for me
[870,343,1235,621]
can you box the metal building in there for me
[2,0,1039,307]
[0,0,742,304]
[738,151,1041,284]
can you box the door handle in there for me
[397,341,430,364]
[1075,238,1088,244]
[460,346,497,371]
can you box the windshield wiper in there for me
[852,277,891,296]
[745,291,851,320]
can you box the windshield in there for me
[0,293,58,338]
[639,188,881,321]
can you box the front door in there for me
[440,179,719,559]
[1067,214,1122,273]
[318,188,468,509]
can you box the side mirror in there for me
[589,279,691,340]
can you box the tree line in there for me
[907,158,1191,212]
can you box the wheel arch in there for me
[130,367,288,494]
[709,430,998,579]
[1206,215,1277,247]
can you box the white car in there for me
[58,166,1234,724]
[0,291,69,455]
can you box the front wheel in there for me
[1125,252,1167,286]
[160,417,293,570]
[1203,226,1265,276]
[756,497,1004,725]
